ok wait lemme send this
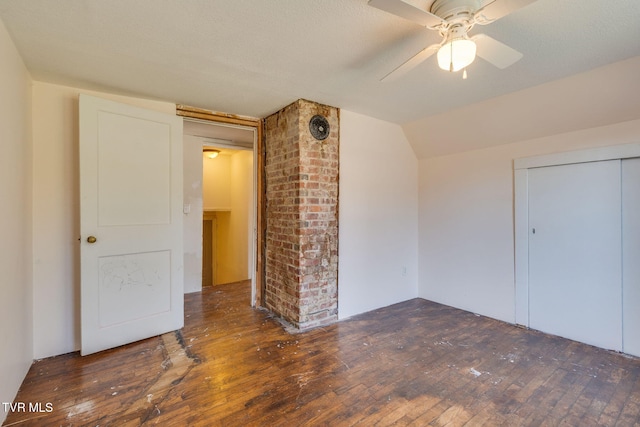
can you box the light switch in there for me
[183,204,191,214]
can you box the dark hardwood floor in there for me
[4,281,640,426]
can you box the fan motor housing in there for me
[431,0,480,23]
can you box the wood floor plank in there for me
[3,281,640,426]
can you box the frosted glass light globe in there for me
[437,38,477,72]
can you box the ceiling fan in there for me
[369,0,536,80]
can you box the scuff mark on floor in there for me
[112,330,201,424]
[66,400,95,418]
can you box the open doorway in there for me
[181,115,260,306]
[201,135,253,286]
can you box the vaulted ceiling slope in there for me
[1,1,639,158]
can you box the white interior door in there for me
[528,160,622,351]
[622,158,640,356]
[80,94,183,356]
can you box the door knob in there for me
[87,236,97,244]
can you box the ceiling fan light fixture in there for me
[437,38,476,72]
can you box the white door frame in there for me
[514,142,640,326]
[185,117,259,305]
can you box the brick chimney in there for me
[264,99,339,329]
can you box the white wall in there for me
[203,154,232,210]
[0,19,32,424]
[418,118,640,323]
[229,151,254,281]
[31,81,176,358]
[183,134,204,293]
[202,150,253,284]
[338,110,419,319]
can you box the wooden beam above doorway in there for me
[176,104,261,128]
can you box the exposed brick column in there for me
[264,99,339,329]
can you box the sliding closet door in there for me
[623,158,640,356]
[528,160,622,351]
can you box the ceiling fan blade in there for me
[380,43,440,82]
[474,0,537,24]
[368,0,444,28]
[472,34,523,69]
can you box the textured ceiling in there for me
[1,0,639,156]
